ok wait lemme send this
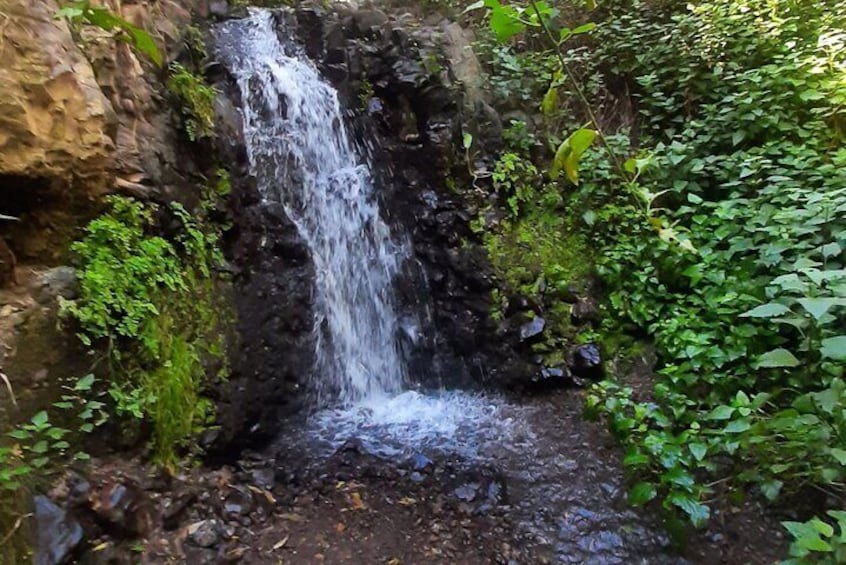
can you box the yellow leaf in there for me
[541,86,558,116]
[349,492,366,510]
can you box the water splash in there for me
[215,11,408,405]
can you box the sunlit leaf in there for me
[757,348,800,368]
[740,303,791,318]
[821,336,846,361]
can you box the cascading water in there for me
[215,11,407,405]
[213,11,683,562]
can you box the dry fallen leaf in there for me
[349,492,366,510]
[279,513,304,522]
[248,485,277,504]
[335,522,346,533]
[398,497,417,506]
[272,535,289,550]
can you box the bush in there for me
[62,172,231,464]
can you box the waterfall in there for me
[214,11,408,405]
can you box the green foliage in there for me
[471,0,846,539]
[475,151,592,349]
[167,63,218,142]
[57,1,162,66]
[568,0,846,529]
[62,171,231,464]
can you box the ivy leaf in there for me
[123,25,163,67]
[74,374,96,391]
[760,480,783,501]
[821,336,846,361]
[629,482,657,506]
[667,493,710,527]
[757,348,800,368]
[725,419,751,433]
[689,443,707,461]
[830,448,846,466]
[572,22,597,35]
[740,303,791,318]
[821,242,842,259]
[31,411,49,428]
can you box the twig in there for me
[0,513,32,547]
[0,371,17,408]
[528,1,628,180]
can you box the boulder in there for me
[34,495,83,565]
[572,343,604,381]
[88,478,153,536]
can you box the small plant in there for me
[0,374,105,494]
[57,1,162,66]
[783,512,846,564]
[167,63,218,142]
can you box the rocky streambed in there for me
[34,388,785,564]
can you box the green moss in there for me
[167,63,218,142]
[476,151,594,363]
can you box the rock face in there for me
[0,0,199,264]
[0,0,114,187]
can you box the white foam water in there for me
[215,10,409,406]
[302,390,532,459]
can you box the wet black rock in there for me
[410,453,433,471]
[571,297,601,326]
[209,0,229,18]
[524,366,574,392]
[519,317,546,342]
[250,467,276,490]
[454,483,479,502]
[89,479,152,537]
[572,343,604,381]
[162,490,197,531]
[223,485,255,518]
[35,495,83,565]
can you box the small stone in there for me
[89,479,152,536]
[572,343,603,381]
[188,519,222,548]
[519,317,545,342]
[209,0,229,17]
[223,486,254,517]
[453,483,479,502]
[410,453,433,471]
[250,468,275,490]
[571,297,600,325]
